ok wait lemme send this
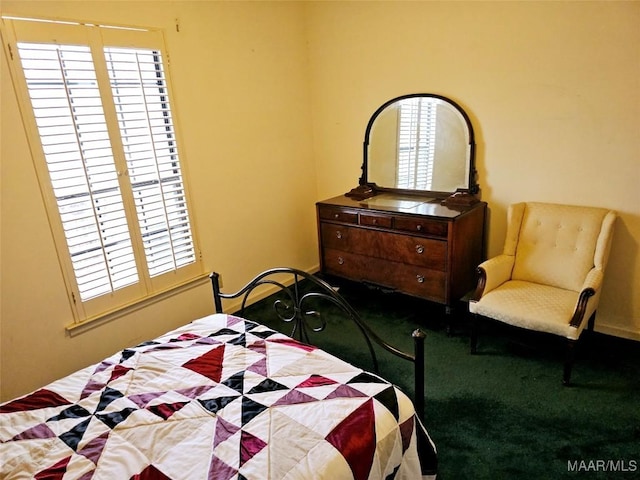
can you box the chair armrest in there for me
[569,268,603,328]
[471,254,515,301]
[580,267,603,293]
[569,268,604,328]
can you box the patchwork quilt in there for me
[0,314,437,479]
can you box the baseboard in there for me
[595,324,640,342]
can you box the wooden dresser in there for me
[317,193,486,310]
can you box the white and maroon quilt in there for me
[1,314,437,479]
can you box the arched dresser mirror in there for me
[348,93,479,205]
[316,93,487,315]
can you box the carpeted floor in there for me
[239,277,640,480]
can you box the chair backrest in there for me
[506,202,615,292]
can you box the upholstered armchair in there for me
[468,202,616,385]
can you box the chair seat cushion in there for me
[469,280,582,340]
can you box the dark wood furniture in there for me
[317,194,486,311]
[317,93,486,314]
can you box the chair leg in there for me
[470,313,479,354]
[563,339,576,386]
[587,311,596,333]
[565,312,596,385]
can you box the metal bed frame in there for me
[210,267,426,419]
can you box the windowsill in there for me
[65,273,211,337]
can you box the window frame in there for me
[2,16,204,327]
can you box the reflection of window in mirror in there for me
[366,94,473,195]
[397,98,437,190]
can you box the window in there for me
[396,97,437,190]
[2,17,202,324]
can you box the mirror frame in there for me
[347,93,479,204]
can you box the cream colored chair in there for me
[469,202,616,385]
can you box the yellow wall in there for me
[1,1,639,402]
[0,1,317,401]
[306,1,640,339]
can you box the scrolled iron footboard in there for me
[210,267,426,419]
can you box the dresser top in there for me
[317,193,485,219]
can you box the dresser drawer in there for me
[317,205,358,224]
[389,234,447,271]
[359,213,393,228]
[394,216,448,238]
[320,223,446,270]
[322,249,446,302]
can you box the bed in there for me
[0,268,437,479]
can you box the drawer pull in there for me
[415,245,424,254]
[338,256,344,265]
[336,231,342,239]
[416,275,425,283]
[334,213,340,219]
[416,224,423,231]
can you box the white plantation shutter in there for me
[18,43,139,301]
[396,98,437,190]
[4,17,202,322]
[104,47,196,277]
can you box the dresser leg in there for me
[445,305,454,336]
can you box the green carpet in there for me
[237,278,640,480]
